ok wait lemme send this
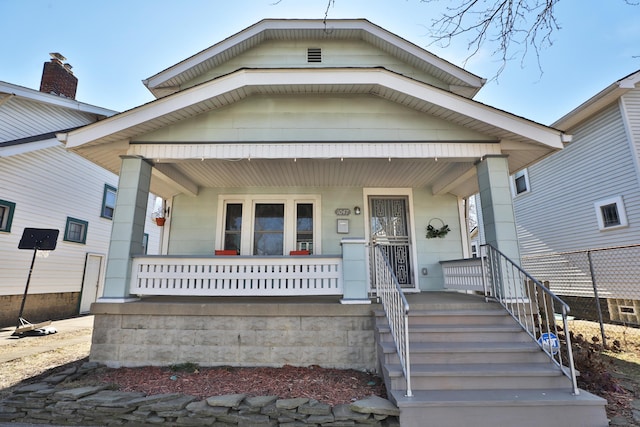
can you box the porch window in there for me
[64,217,88,244]
[594,196,628,231]
[0,199,16,233]
[101,184,117,219]
[224,203,243,253]
[219,195,319,255]
[254,203,284,255]
[296,203,314,254]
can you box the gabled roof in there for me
[552,69,640,130]
[143,19,486,99]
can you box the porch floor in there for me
[92,290,489,317]
[131,290,485,306]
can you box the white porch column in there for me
[340,238,371,304]
[476,155,521,264]
[101,156,152,301]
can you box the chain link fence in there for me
[522,245,640,345]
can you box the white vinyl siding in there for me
[621,90,640,186]
[0,145,162,295]
[0,96,95,142]
[515,103,640,255]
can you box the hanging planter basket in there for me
[154,217,166,226]
[426,218,450,239]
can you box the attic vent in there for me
[307,48,322,63]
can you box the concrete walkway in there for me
[0,316,94,363]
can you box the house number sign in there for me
[335,208,351,216]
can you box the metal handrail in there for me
[373,245,412,397]
[481,244,579,395]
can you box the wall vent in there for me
[307,48,322,63]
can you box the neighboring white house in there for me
[0,55,161,327]
[513,70,640,324]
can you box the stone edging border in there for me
[0,362,400,426]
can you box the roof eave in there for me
[0,81,117,117]
[64,68,562,152]
[552,70,640,131]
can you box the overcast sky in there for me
[1,0,639,125]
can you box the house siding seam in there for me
[515,103,640,255]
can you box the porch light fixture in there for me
[354,206,361,215]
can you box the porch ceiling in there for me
[147,157,479,199]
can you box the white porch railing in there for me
[440,257,486,293]
[373,245,412,398]
[130,255,342,297]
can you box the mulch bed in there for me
[95,364,387,406]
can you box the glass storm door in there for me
[370,197,413,287]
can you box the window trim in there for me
[64,217,89,244]
[101,184,117,220]
[0,199,16,233]
[510,169,530,196]
[594,196,628,231]
[217,194,321,255]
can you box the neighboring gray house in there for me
[0,54,161,327]
[513,70,640,324]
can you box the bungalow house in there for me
[0,55,161,328]
[513,70,640,325]
[58,20,607,426]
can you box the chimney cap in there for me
[49,52,66,62]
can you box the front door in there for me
[369,197,413,288]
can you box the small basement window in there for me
[64,217,88,244]
[594,196,628,231]
[307,47,322,63]
[0,199,16,232]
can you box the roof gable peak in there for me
[143,18,485,99]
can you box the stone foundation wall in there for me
[0,292,80,328]
[0,362,400,426]
[90,299,378,371]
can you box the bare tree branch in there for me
[422,0,561,79]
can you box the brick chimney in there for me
[39,53,78,99]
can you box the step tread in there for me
[389,388,606,408]
[385,362,564,377]
[377,324,524,332]
[379,341,540,353]
[374,309,510,317]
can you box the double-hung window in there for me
[0,199,16,233]
[101,184,117,219]
[511,169,530,196]
[219,195,319,255]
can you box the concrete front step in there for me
[377,324,532,343]
[379,340,549,364]
[374,308,520,326]
[390,389,609,427]
[385,362,570,391]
